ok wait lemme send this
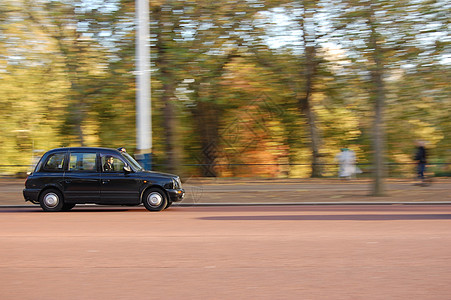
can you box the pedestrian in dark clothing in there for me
[414,141,427,180]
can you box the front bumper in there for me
[167,189,185,202]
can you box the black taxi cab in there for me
[23,147,184,212]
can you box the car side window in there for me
[101,154,125,173]
[42,153,66,172]
[69,153,97,172]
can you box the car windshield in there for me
[121,152,144,171]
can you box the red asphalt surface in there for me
[1,205,451,299]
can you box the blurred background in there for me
[0,0,449,178]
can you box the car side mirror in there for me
[123,165,132,174]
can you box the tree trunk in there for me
[73,102,85,146]
[297,42,323,177]
[193,100,220,177]
[155,5,180,174]
[368,4,386,196]
[158,48,179,174]
[162,91,180,174]
[303,98,322,177]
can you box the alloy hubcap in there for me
[147,192,162,207]
[44,193,59,208]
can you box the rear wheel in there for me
[39,189,64,212]
[143,188,167,212]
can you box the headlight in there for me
[172,177,182,189]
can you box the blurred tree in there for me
[173,0,287,176]
[0,0,449,180]
[243,1,341,177]
[295,1,325,177]
[0,0,70,170]
[327,0,450,193]
[90,1,137,149]
[25,0,117,146]
[384,0,451,171]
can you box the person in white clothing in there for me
[336,148,360,179]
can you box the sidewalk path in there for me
[1,178,450,206]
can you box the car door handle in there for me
[65,180,72,184]
[102,180,110,184]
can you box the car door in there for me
[63,151,101,203]
[100,153,140,204]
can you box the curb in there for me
[1,202,451,209]
[173,202,451,206]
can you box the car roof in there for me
[46,147,121,155]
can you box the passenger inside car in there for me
[103,156,115,172]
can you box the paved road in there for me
[1,205,450,299]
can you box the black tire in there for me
[62,203,76,211]
[142,188,168,212]
[39,189,64,212]
[165,200,173,209]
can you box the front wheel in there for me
[165,200,173,209]
[143,189,168,212]
[62,203,76,211]
[39,189,64,212]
